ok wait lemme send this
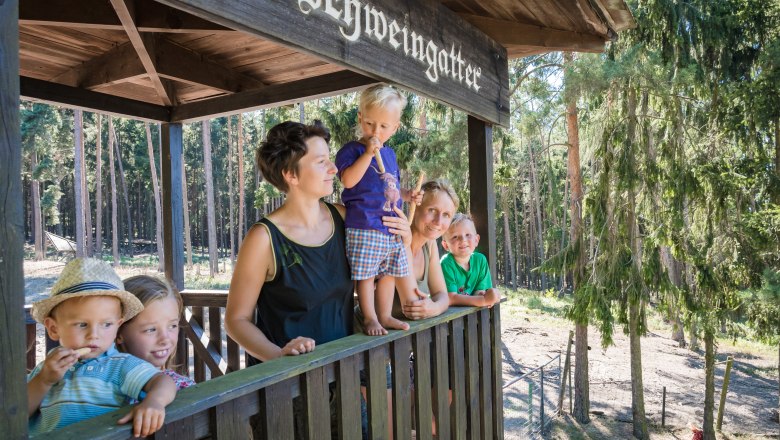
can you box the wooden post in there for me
[161,123,185,291]
[468,116,496,283]
[662,386,666,427]
[716,356,733,431]
[557,330,574,413]
[0,0,28,437]
[540,366,545,432]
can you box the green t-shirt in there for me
[440,251,492,295]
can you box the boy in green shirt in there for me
[440,213,500,307]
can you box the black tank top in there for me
[249,203,354,365]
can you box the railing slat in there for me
[433,323,451,439]
[193,306,206,382]
[303,367,331,440]
[213,394,252,439]
[390,336,412,440]
[449,318,467,439]
[491,304,505,440]
[412,329,433,439]
[26,311,37,371]
[153,414,194,439]
[465,313,481,437]
[258,379,295,439]
[336,355,362,440]
[479,308,494,439]
[227,336,240,372]
[209,306,223,360]
[366,346,389,439]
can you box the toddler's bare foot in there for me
[380,316,410,331]
[363,318,388,336]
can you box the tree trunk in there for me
[629,298,649,439]
[228,116,236,263]
[109,118,120,266]
[299,101,305,123]
[182,160,193,268]
[574,323,590,423]
[84,150,93,257]
[145,122,164,271]
[112,124,133,257]
[74,109,86,257]
[527,143,547,289]
[95,115,103,256]
[238,114,246,248]
[202,120,219,276]
[31,149,44,260]
[702,330,716,440]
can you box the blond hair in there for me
[356,84,407,138]
[449,213,474,229]
[119,275,183,369]
[420,179,460,211]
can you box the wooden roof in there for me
[18,0,634,123]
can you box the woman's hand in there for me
[383,206,412,247]
[400,289,443,320]
[281,336,316,356]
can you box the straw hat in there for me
[31,258,143,323]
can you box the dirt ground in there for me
[498,294,780,439]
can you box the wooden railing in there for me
[26,290,504,439]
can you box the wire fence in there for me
[502,353,564,439]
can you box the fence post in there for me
[540,366,545,433]
[662,386,666,427]
[716,356,734,431]
[557,330,574,414]
[528,382,534,430]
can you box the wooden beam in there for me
[20,0,234,33]
[154,37,266,92]
[21,76,170,122]
[468,116,496,282]
[1,0,28,437]
[49,36,264,93]
[171,70,377,122]
[458,13,607,53]
[49,42,146,89]
[158,0,509,126]
[161,123,185,290]
[110,0,173,105]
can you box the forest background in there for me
[19,0,780,438]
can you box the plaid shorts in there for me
[346,228,409,280]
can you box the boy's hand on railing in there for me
[281,336,316,356]
[482,288,501,308]
[119,399,165,438]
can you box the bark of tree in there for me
[74,109,86,257]
[95,115,103,255]
[145,123,164,271]
[182,160,193,268]
[626,84,649,439]
[112,124,133,257]
[703,330,716,440]
[565,52,590,423]
[228,116,236,263]
[528,142,547,289]
[31,149,44,260]
[202,120,219,276]
[109,118,120,266]
[84,154,93,257]
[238,114,246,249]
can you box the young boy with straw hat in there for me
[27,258,177,437]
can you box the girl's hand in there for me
[383,206,411,246]
[39,347,80,386]
[281,336,316,356]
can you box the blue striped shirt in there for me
[28,344,160,434]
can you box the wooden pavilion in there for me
[1,0,634,438]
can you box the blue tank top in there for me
[249,203,354,365]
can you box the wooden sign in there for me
[160,0,510,126]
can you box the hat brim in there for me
[31,290,144,323]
